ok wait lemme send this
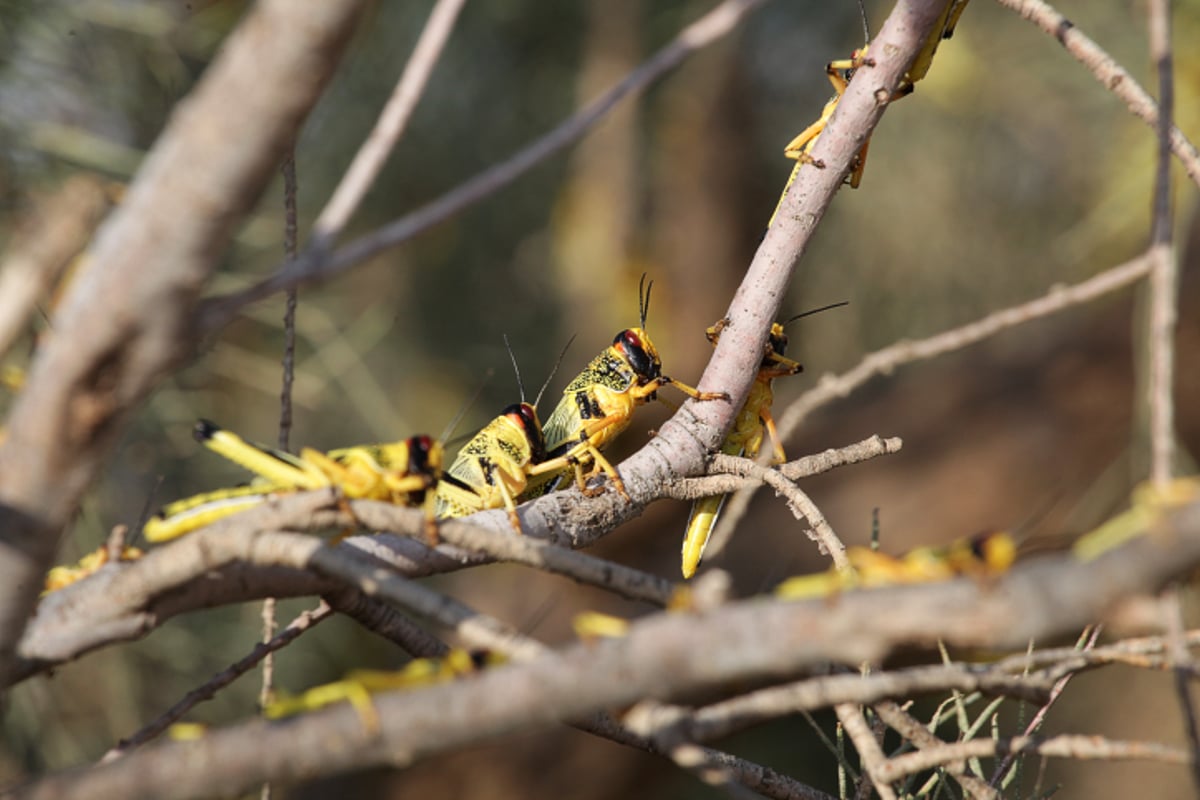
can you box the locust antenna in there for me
[533,334,576,410]
[783,300,850,327]
[503,334,527,404]
[439,368,494,443]
[638,273,653,329]
[856,0,871,44]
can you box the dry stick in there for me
[707,252,1154,562]
[988,626,1101,788]
[872,701,1000,800]
[0,176,115,361]
[1146,0,1177,488]
[876,734,1190,782]
[103,601,333,760]
[709,453,851,569]
[198,0,771,329]
[0,0,368,688]
[992,0,1200,190]
[310,0,467,245]
[835,704,898,800]
[18,499,1200,800]
[686,664,1051,743]
[261,149,302,800]
[1164,589,1200,791]
[662,435,903,501]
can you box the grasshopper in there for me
[775,530,1017,600]
[527,275,729,501]
[266,648,504,733]
[680,303,847,578]
[768,0,969,224]
[143,421,443,544]
[434,337,573,532]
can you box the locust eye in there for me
[614,329,657,379]
[409,435,434,469]
[767,330,789,360]
[503,402,538,432]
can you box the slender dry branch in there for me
[711,252,1154,549]
[197,0,773,329]
[709,453,850,569]
[872,701,1000,800]
[685,664,1052,743]
[661,435,903,501]
[310,0,466,243]
[877,734,1190,782]
[17,497,1200,800]
[835,704,898,800]
[1146,0,1177,488]
[104,601,333,759]
[0,176,115,361]
[993,0,1200,189]
[0,0,369,686]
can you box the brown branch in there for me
[992,0,1200,190]
[872,701,1000,800]
[876,734,1190,782]
[1146,0,1177,488]
[835,704,898,800]
[684,664,1052,743]
[660,435,903,501]
[17,497,1200,799]
[104,601,333,759]
[0,0,369,686]
[310,0,467,244]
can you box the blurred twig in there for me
[310,0,467,246]
[993,0,1200,190]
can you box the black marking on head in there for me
[614,329,657,380]
[194,419,220,443]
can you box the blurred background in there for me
[1,0,1198,796]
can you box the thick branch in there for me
[0,0,367,686]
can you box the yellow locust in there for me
[144,420,443,543]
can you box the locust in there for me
[768,0,969,224]
[774,530,1017,600]
[525,275,729,501]
[434,336,573,533]
[266,649,504,734]
[680,303,847,578]
[143,421,443,544]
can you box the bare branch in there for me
[17,498,1200,799]
[835,704,898,800]
[0,0,369,685]
[104,602,333,759]
[311,0,467,244]
[876,734,1190,782]
[993,0,1200,189]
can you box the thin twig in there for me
[990,626,1101,787]
[660,435,903,502]
[197,0,771,330]
[310,0,467,245]
[992,0,1200,189]
[1146,0,1177,487]
[1164,589,1200,791]
[876,734,1190,782]
[711,252,1153,550]
[873,701,1000,800]
[835,704,898,800]
[104,601,332,760]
